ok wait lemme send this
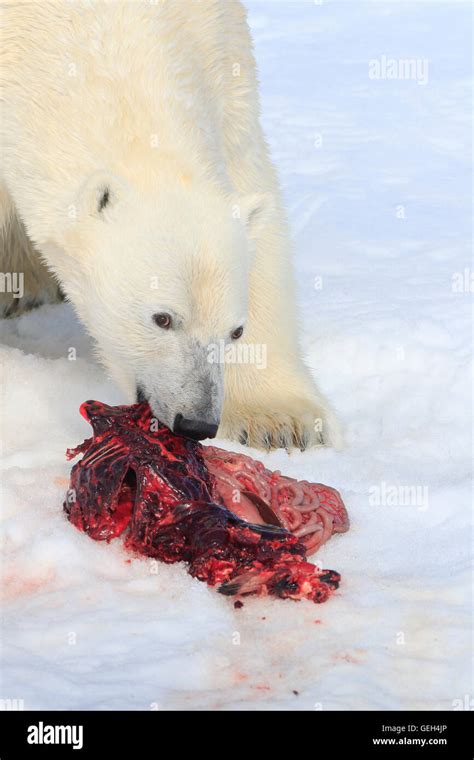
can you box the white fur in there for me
[0,0,342,450]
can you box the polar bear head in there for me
[51,171,270,439]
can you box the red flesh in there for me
[64,401,349,604]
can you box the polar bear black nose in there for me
[173,414,219,441]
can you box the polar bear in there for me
[0,0,341,451]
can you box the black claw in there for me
[239,431,248,445]
[218,581,240,596]
[257,524,289,538]
[241,490,283,527]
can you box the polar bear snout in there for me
[137,382,222,439]
[173,414,219,441]
[134,343,224,440]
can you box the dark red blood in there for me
[64,401,348,604]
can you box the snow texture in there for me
[0,0,472,710]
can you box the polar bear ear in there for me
[237,193,274,240]
[77,171,129,220]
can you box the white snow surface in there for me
[1,1,472,711]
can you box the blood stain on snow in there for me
[2,570,55,600]
[333,650,365,664]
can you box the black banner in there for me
[0,710,471,757]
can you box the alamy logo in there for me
[27,721,83,750]
[0,271,24,299]
[369,56,429,85]
[369,481,429,511]
[0,698,24,710]
[207,339,267,369]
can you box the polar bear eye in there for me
[231,326,244,340]
[153,312,172,330]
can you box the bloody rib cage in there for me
[64,401,349,604]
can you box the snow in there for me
[1,0,472,711]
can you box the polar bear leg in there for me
[220,232,342,451]
[220,158,342,451]
[0,182,62,317]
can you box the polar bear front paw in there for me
[219,399,343,452]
